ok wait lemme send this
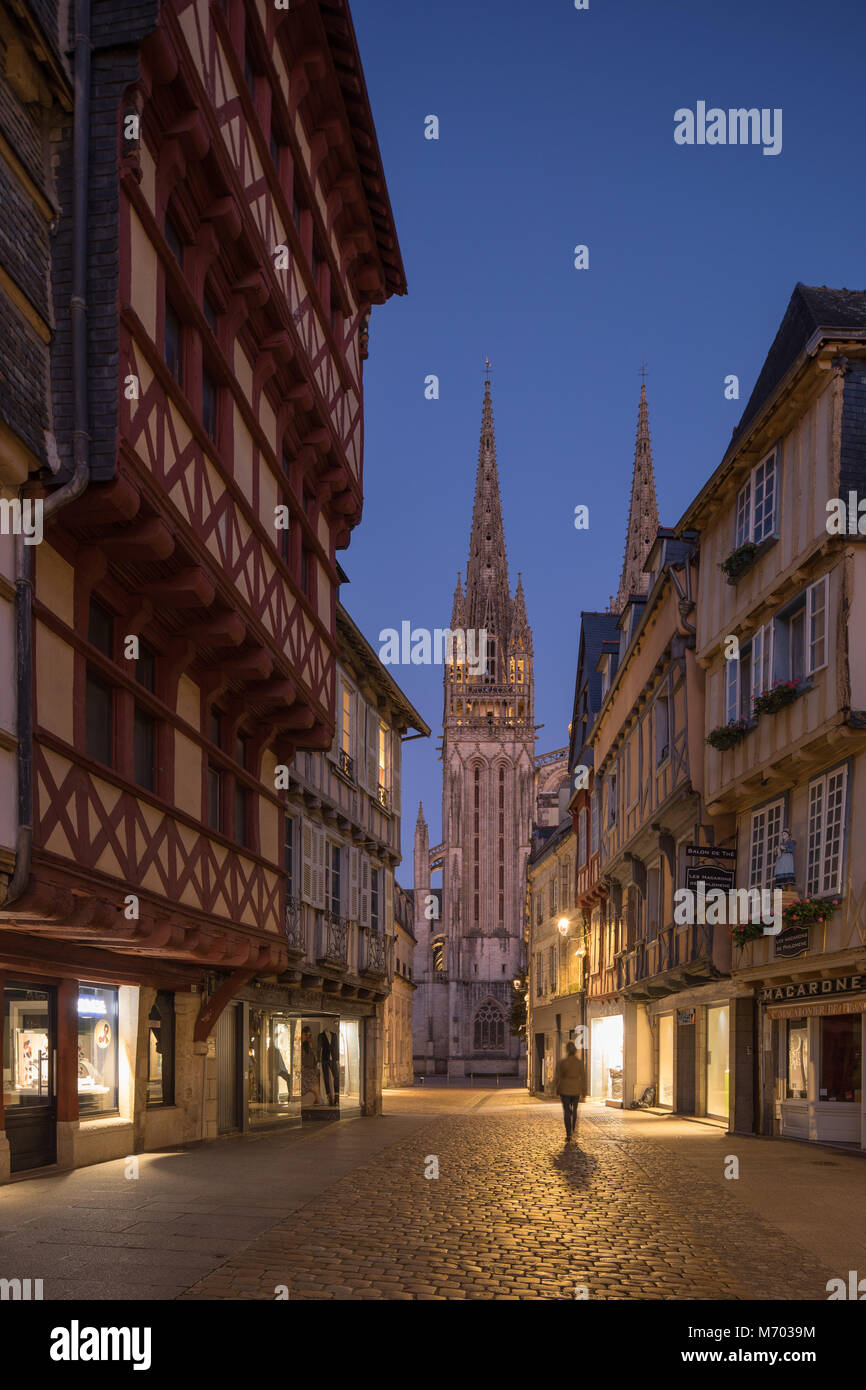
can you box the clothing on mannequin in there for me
[318,1025,340,1105]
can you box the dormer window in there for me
[734,451,777,548]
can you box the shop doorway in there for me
[658,1012,674,1107]
[590,1015,623,1101]
[677,1013,696,1113]
[706,1004,730,1119]
[215,1003,240,1134]
[2,983,57,1172]
[534,1033,545,1091]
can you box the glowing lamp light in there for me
[557,917,570,936]
[77,997,108,1017]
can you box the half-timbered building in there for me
[686,283,866,1148]
[0,0,405,1180]
[384,881,416,1088]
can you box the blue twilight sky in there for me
[337,0,866,869]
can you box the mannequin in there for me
[317,1022,340,1106]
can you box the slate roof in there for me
[733,283,866,446]
[566,611,621,774]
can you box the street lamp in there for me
[557,917,570,936]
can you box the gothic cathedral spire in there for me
[464,379,512,651]
[610,382,659,614]
[414,372,534,1080]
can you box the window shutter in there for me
[366,709,378,792]
[301,819,314,904]
[751,627,764,706]
[764,621,775,690]
[806,576,828,675]
[806,780,824,895]
[313,824,326,909]
[329,692,340,761]
[349,688,358,770]
[725,658,739,724]
[360,855,370,927]
[384,869,393,933]
[822,768,847,894]
[392,732,401,813]
[349,845,359,920]
[735,477,751,547]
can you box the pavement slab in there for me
[2,1092,863,1300]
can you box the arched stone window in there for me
[473,999,505,1050]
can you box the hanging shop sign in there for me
[686,844,737,861]
[773,926,810,959]
[685,865,735,897]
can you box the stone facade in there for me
[384,881,416,1087]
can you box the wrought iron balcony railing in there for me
[319,910,348,966]
[363,930,385,976]
[284,893,305,955]
[377,783,391,811]
[338,749,355,781]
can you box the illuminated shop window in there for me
[77,984,118,1114]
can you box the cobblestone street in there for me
[179,1092,864,1302]
[3,1089,864,1302]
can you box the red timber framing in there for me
[1,0,405,986]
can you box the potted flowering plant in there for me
[753,680,801,716]
[782,895,840,929]
[720,541,759,582]
[706,718,751,751]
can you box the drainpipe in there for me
[5,0,92,906]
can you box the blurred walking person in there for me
[555,1040,586,1143]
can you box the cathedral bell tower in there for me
[413,376,534,1078]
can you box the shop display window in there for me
[819,1015,862,1103]
[299,1016,361,1112]
[77,984,118,1114]
[786,1019,809,1099]
[248,1010,302,1127]
[3,986,53,1108]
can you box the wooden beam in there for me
[193,968,255,1042]
[0,931,200,988]
[144,566,215,608]
[184,612,246,646]
[56,978,79,1124]
[100,517,175,563]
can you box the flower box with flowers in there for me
[730,921,766,949]
[706,719,752,751]
[720,541,759,582]
[753,680,805,716]
[782,895,841,929]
